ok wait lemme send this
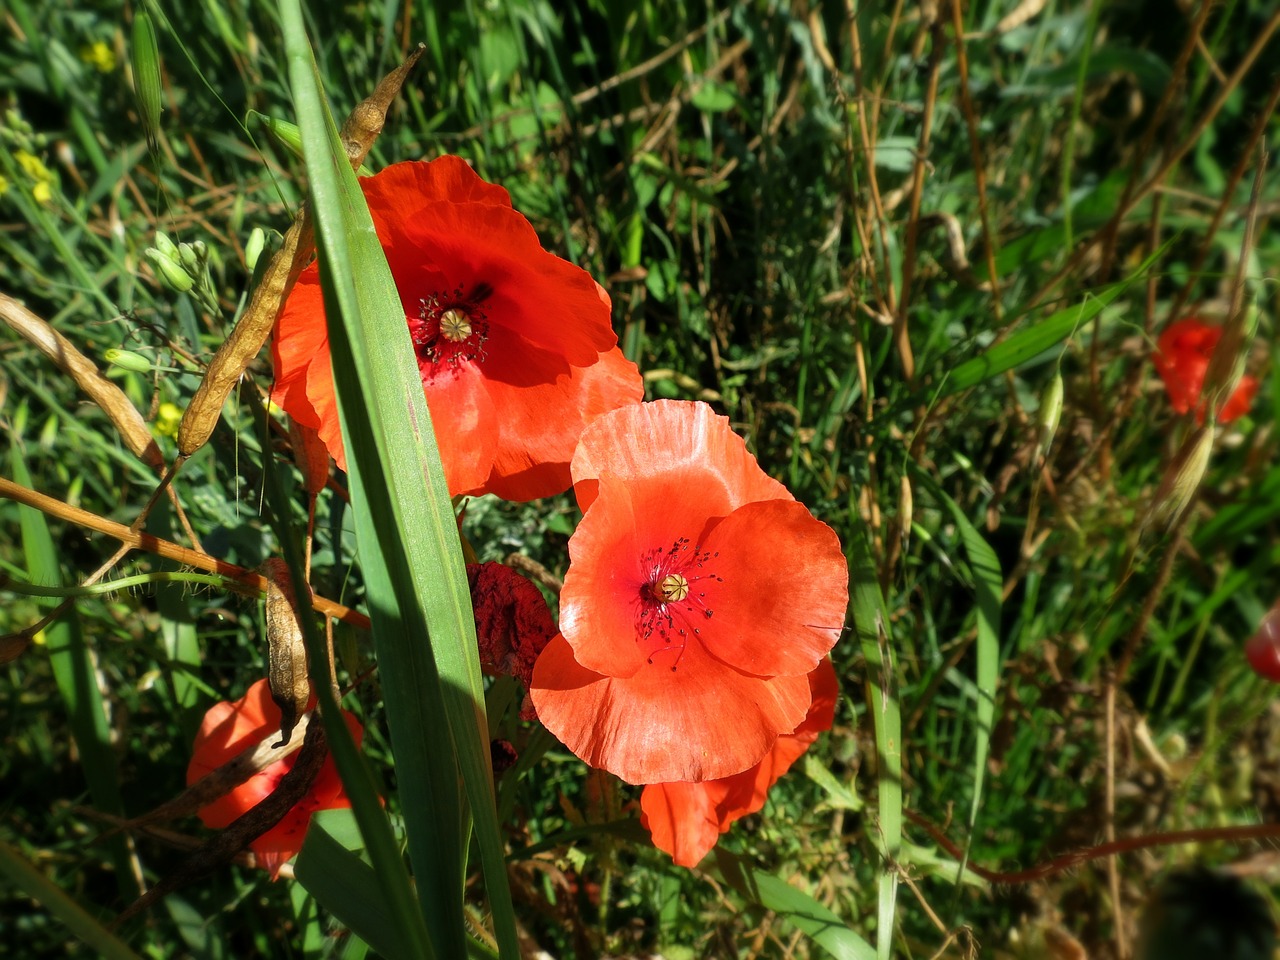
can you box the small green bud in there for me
[178,241,200,272]
[147,248,194,292]
[253,111,304,163]
[130,8,163,152]
[153,230,179,261]
[245,227,266,272]
[104,348,154,373]
[1036,372,1064,462]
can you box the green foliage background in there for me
[1,0,1278,956]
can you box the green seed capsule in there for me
[1036,372,1064,462]
[153,230,179,261]
[178,241,200,272]
[245,227,266,272]
[130,9,163,152]
[146,248,194,292]
[104,348,154,373]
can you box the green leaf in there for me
[278,4,518,956]
[295,820,400,960]
[712,849,876,960]
[10,441,137,902]
[0,837,143,960]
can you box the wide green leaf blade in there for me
[278,4,518,956]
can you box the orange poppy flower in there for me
[187,679,363,879]
[271,156,643,501]
[639,657,838,867]
[1152,317,1258,424]
[529,400,848,785]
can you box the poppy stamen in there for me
[413,284,491,367]
[635,538,723,670]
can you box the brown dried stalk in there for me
[176,44,425,459]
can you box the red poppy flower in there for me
[1246,601,1280,683]
[640,657,838,867]
[468,561,556,719]
[272,156,643,501]
[529,400,849,785]
[1152,317,1258,424]
[187,679,363,879]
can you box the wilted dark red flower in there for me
[530,400,848,785]
[272,156,643,501]
[187,679,363,879]
[1153,317,1258,424]
[1246,601,1280,683]
[468,561,556,708]
[640,657,838,867]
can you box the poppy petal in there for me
[640,658,839,867]
[698,500,847,677]
[530,633,811,784]
[570,400,791,513]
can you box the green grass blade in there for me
[712,849,876,960]
[10,442,138,902]
[0,837,143,960]
[278,4,518,956]
[934,485,1003,864]
[935,239,1174,396]
[848,525,901,960]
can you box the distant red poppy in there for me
[272,156,643,501]
[1153,317,1258,424]
[187,679,363,879]
[1246,601,1280,683]
[529,400,848,785]
[640,657,838,867]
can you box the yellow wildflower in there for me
[80,40,118,73]
[15,150,50,181]
[155,402,183,439]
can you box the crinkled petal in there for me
[187,680,364,879]
[698,500,847,677]
[639,781,725,868]
[1217,374,1258,424]
[479,347,643,502]
[571,400,791,513]
[423,365,500,496]
[271,268,328,431]
[640,658,838,867]
[530,633,810,784]
[363,156,513,217]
